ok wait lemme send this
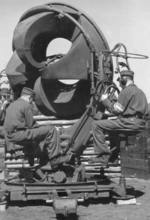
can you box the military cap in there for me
[21,87,35,97]
[120,70,134,77]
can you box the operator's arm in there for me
[24,104,38,128]
[101,91,125,115]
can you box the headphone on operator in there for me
[117,70,134,87]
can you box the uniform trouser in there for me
[6,125,61,161]
[92,117,146,155]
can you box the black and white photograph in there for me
[0,0,150,219]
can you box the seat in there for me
[116,129,150,179]
[117,130,143,150]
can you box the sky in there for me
[0,0,150,101]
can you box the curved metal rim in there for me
[19,2,111,52]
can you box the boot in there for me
[89,154,110,165]
[89,147,117,165]
[50,152,75,169]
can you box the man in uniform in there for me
[4,87,63,166]
[92,70,148,164]
[0,89,13,138]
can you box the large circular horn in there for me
[6,2,113,118]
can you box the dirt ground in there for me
[1,178,150,220]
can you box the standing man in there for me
[92,70,148,164]
[0,89,13,137]
[4,87,62,166]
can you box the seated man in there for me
[92,70,148,164]
[4,87,63,166]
